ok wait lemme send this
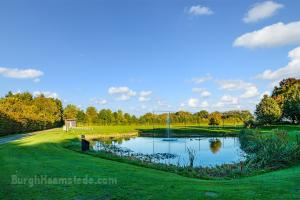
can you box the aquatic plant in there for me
[187,147,196,167]
[93,141,177,164]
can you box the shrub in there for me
[243,119,259,128]
[239,129,300,169]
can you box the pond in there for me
[92,136,245,167]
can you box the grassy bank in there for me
[71,124,243,137]
[0,126,300,199]
[69,124,299,138]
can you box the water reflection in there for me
[92,136,244,167]
[209,139,222,154]
[98,136,134,145]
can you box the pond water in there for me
[92,136,245,167]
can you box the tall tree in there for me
[282,83,300,124]
[86,106,98,124]
[174,111,192,124]
[272,78,300,107]
[63,104,79,120]
[255,95,281,125]
[76,110,86,123]
[208,112,222,126]
[124,113,132,124]
[113,110,125,124]
[196,110,209,119]
[98,109,114,125]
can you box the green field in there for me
[1,126,300,199]
[74,124,244,137]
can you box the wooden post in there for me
[81,135,90,151]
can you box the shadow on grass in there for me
[1,130,300,200]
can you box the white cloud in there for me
[91,98,107,105]
[192,88,212,97]
[138,90,152,102]
[0,67,43,80]
[140,90,152,97]
[188,98,199,108]
[186,98,209,108]
[243,1,284,23]
[156,100,172,108]
[157,100,165,106]
[188,5,213,16]
[213,95,239,109]
[200,91,211,97]
[218,80,243,90]
[191,74,212,84]
[138,97,149,102]
[33,91,59,99]
[116,95,131,101]
[240,85,259,98]
[234,21,300,48]
[108,86,136,101]
[200,101,209,108]
[220,95,239,105]
[108,86,134,95]
[256,46,300,80]
[217,80,259,98]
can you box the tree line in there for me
[0,91,254,135]
[0,92,63,135]
[64,105,253,126]
[254,78,300,125]
[1,77,297,135]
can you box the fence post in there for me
[81,135,90,151]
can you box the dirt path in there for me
[0,133,37,145]
[0,129,55,145]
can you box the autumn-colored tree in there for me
[196,110,209,119]
[63,104,79,120]
[272,78,300,108]
[0,92,63,135]
[208,112,222,126]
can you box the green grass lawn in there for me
[72,124,243,138]
[258,125,300,142]
[1,126,300,199]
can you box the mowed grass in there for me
[0,126,300,200]
[73,124,244,137]
[73,124,299,138]
[258,125,300,142]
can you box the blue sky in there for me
[0,0,300,115]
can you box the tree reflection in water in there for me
[209,139,222,154]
